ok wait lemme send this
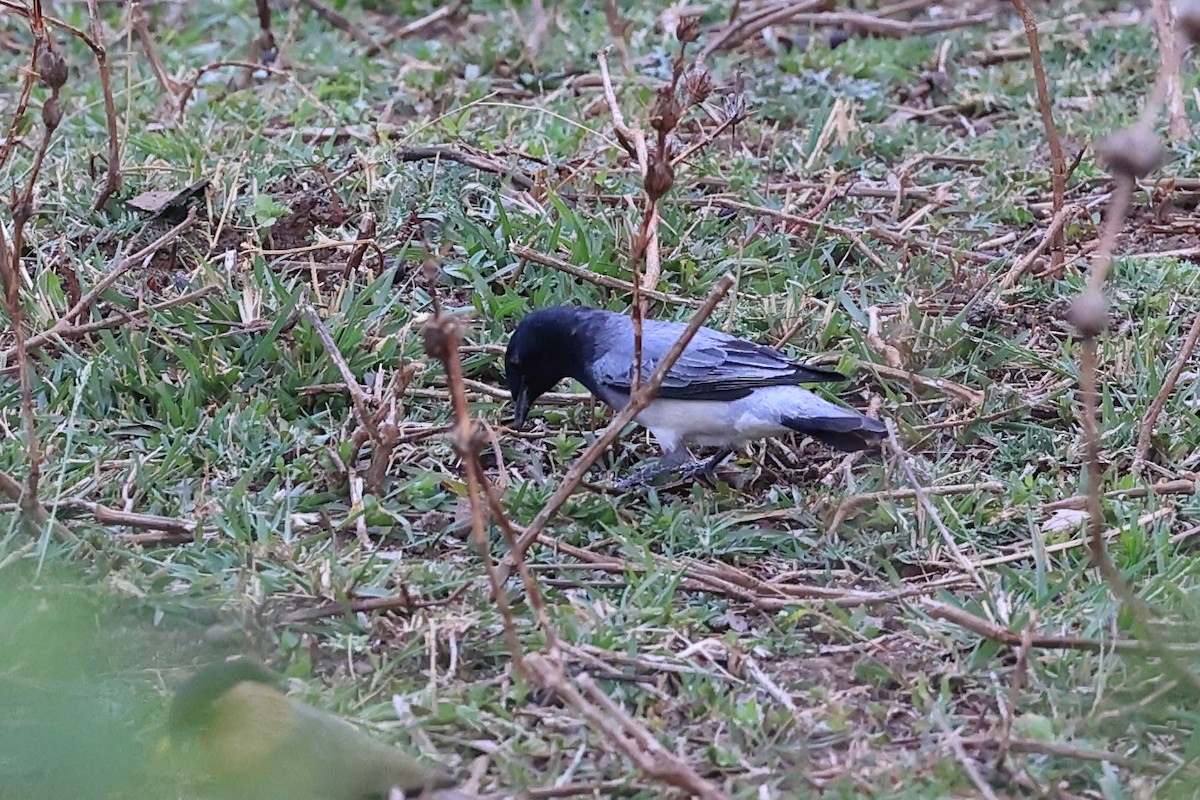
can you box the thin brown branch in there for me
[1151,0,1190,140]
[280,584,471,623]
[1010,0,1066,274]
[886,421,988,592]
[0,210,197,365]
[0,467,78,544]
[130,4,182,116]
[995,203,1079,291]
[343,211,377,276]
[826,481,1004,534]
[254,0,276,54]
[0,36,40,171]
[397,146,535,190]
[1135,311,1200,468]
[594,45,642,162]
[671,113,740,167]
[920,599,1187,655]
[702,3,990,57]
[508,244,700,307]
[525,654,729,800]
[85,0,122,209]
[423,312,529,667]
[298,0,383,53]
[4,283,216,362]
[302,306,381,442]
[6,27,68,527]
[962,736,1170,775]
[702,0,827,57]
[374,2,465,52]
[87,503,197,537]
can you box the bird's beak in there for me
[512,385,531,430]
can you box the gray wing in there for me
[586,314,845,401]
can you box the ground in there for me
[1,1,1199,798]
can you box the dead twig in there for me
[397,146,536,191]
[254,0,277,55]
[1068,47,1200,689]
[995,203,1080,291]
[0,468,78,544]
[1010,0,1066,274]
[0,8,39,172]
[886,421,989,592]
[131,4,182,117]
[920,599,1191,655]
[302,305,381,442]
[1043,478,1195,512]
[508,244,700,307]
[962,736,1170,775]
[86,503,198,538]
[1,210,198,361]
[422,293,529,669]
[595,44,656,388]
[298,0,383,54]
[702,4,990,57]
[280,584,471,623]
[374,2,465,52]
[84,0,121,208]
[930,705,999,800]
[862,362,983,406]
[525,655,730,800]
[5,14,66,531]
[1133,311,1200,469]
[5,284,219,361]
[825,481,1004,534]
[343,211,378,276]
[423,273,718,800]
[1151,0,1191,140]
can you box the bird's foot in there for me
[612,461,682,490]
[612,449,734,490]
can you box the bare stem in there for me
[1010,0,1066,273]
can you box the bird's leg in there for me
[614,447,736,490]
[612,447,692,490]
[677,447,735,482]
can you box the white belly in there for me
[631,394,792,452]
[591,384,855,455]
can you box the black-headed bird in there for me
[166,659,457,800]
[504,306,886,485]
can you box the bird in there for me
[165,658,458,800]
[504,305,887,487]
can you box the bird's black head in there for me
[505,306,591,429]
[168,658,281,739]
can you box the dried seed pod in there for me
[681,66,713,107]
[1178,0,1200,45]
[41,97,62,130]
[676,15,701,44]
[421,256,441,286]
[722,91,746,124]
[1067,287,1109,339]
[1095,127,1164,179]
[650,86,683,134]
[422,318,453,361]
[644,151,675,202]
[38,48,68,90]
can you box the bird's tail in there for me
[782,409,887,452]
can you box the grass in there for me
[3,0,1200,797]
